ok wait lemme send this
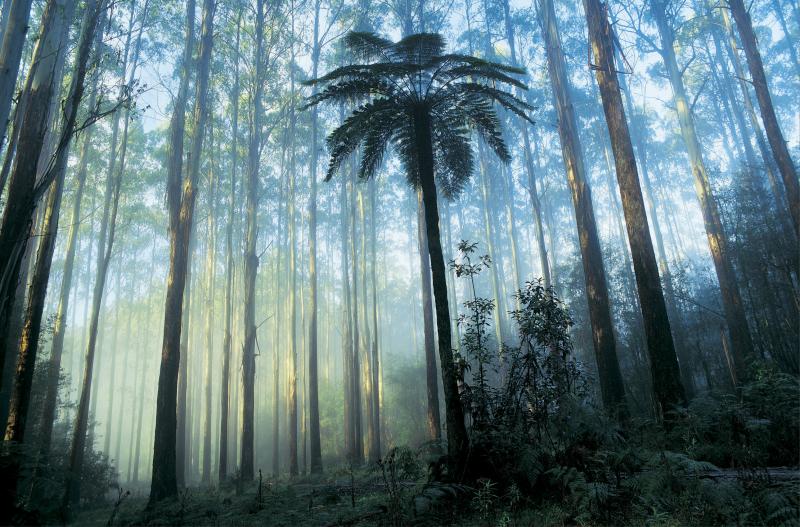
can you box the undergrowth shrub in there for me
[440,240,800,526]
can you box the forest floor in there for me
[73,469,428,527]
[68,465,800,527]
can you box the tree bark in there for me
[0,0,34,149]
[417,190,441,443]
[307,0,323,475]
[202,136,217,485]
[584,0,686,416]
[368,178,381,462]
[414,104,468,468]
[537,0,628,417]
[240,0,264,483]
[149,0,213,504]
[0,0,73,417]
[728,0,799,237]
[652,0,755,383]
[219,11,241,483]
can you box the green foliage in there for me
[303,32,532,198]
[435,242,800,526]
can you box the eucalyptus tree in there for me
[0,0,33,150]
[644,0,755,383]
[150,0,216,503]
[304,31,534,465]
[536,0,628,418]
[219,9,242,484]
[63,0,148,513]
[726,0,799,237]
[0,0,75,412]
[241,0,266,483]
[583,0,686,416]
[1,0,106,516]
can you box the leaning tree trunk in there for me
[2,0,94,517]
[149,0,213,504]
[584,0,686,417]
[36,76,98,467]
[61,1,142,514]
[414,104,468,468]
[537,0,628,418]
[0,0,73,419]
[652,0,755,383]
[728,0,799,237]
[240,0,265,483]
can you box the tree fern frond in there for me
[302,78,395,109]
[433,124,473,199]
[393,119,421,188]
[436,64,529,91]
[392,33,446,64]
[359,113,402,181]
[325,98,397,180]
[344,31,394,61]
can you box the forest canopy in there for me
[0,0,797,525]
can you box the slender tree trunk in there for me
[584,0,686,416]
[219,11,241,484]
[340,160,355,464]
[307,0,323,475]
[349,164,363,465]
[3,0,101,516]
[652,0,755,382]
[413,104,468,468]
[0,0,34,149]
[728,0,799,237]
[417,190,441,442]
[61,1,143,513]
[537,0,627,417]
[149,0,214,503]
[240,0,264,483]
[35,71,98,467]
[202,139,217,485]
[288,10,299,476]
[368,178,381,462]
[0,0,73,416]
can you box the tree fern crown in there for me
[302,31,533,199]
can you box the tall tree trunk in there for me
[417,190,441,442]
[240,0,264,483]
[0,0,34,149]
[149,0,214,503]
[288,9,299,476]
[61,0,142,513]
[583,0,686,416]
[219,11,241,484]
[340,160,355,464]
[3,0,101,516]
[307,0,323,475]
[368,178,381,462]
[413,104,468,468]
[728,0,799,237]
[652,0,755,383]
[176,228,195,487]
[0,0,73,417]
[35,70,98,468]
[349,164,363,465]
[202,136,217,485]
[537,0,627,417]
